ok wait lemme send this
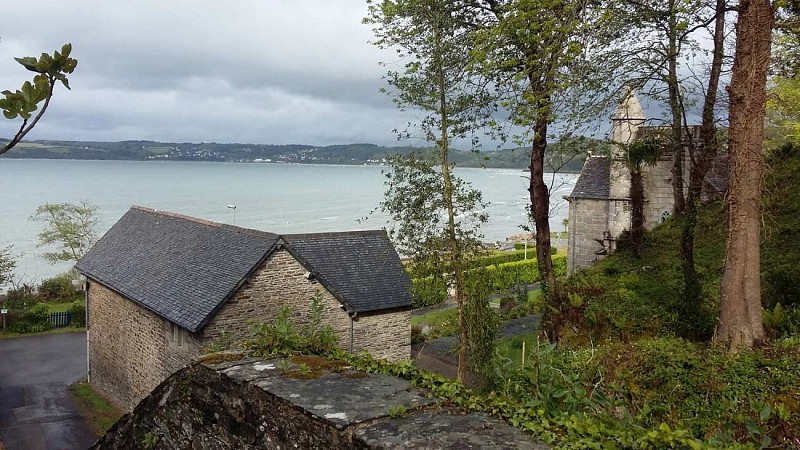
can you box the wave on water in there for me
[321,216,338,221]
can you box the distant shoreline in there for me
[0,139,585,173]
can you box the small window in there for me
[169,321,184,347]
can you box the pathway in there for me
[0,332,96,450]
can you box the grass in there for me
[411,307,458,328]
[68,381,122,436]
[47,301,77,313]
[411,307,460,340]
[496,333,539,369]
[0,326,84,339]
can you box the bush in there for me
[70,300,86,327]
[4,283,36,309]
[38,273,80,303]
[8,303,53,333]
[410,274,447,308]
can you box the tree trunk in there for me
[679,0,725,338]
[716,0,772,352]
[667,3,686,217]
[529,109,555,296]
[630,169,645,257]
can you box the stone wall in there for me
[87,282,201,410]
[92,357,548,450]
[351,309,410,361]
[203,249,410,361]
[567,198,609,273]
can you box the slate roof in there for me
[283,232,411,314]
[568,156,610,200]
[75,206,411,332]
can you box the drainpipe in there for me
[84,280,90,383]
[347,309,358,354]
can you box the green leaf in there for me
[759,405,771,421]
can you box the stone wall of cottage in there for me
[87,282,201,410]
[351,309,411,361]
[203,249,410,361]
[567,198,610,273]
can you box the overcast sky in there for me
[0,1,429,147]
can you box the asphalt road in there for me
[0,332,97,450]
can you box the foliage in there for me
[244,293,338,358]
[8,303,52,333]
[30,201,98,263]
[70,300,86,328]
[4,283,37,309]
[298,292,339,355]
[763,303,800,338]
[244,305,298,357]
[1,44,77,155]
[410,307,460,341]
[37,272,81,302]
[0,245,17,287]
[766,75,800,149]
[409,273,447,308]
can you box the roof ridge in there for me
[281,229,387,239]
[129,205,278,239]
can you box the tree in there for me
[1,43,77,155]
[0,245,16,287]
[623,136,663,257]
[366,0,496,381]
[472,0,618,303]
[716,0,775,351]
[30,202,98,264]
[678,0,727,336]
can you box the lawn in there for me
[47,301,77,313]
[495,333,539,369]
[68,381,122,436]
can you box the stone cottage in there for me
[565,91,726,273]
[75,206,412,409]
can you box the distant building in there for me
[565,91,727,273]
[75,206,412,409]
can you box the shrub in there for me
[8,303,53,333]
[244,305,298,357]
[4,283,36,309]
[245,293,339,357]
[70,300,86,327]
[37,273,80,303]
[410,274,447,308]
[298,292,338,355]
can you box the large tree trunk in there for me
[716,0,773,351]
[530,109,555,296]
[679,0,726,338]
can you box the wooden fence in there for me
[48,311,72,328]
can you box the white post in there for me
[524,239,528,260]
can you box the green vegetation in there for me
[31,202,98,264]
[242,292,339,358]
[1,44,77,156]
[68,381,122,436]
[1,272,85,335]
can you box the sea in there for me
[0,159,576,287]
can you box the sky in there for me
[0,1,425,147]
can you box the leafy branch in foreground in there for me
[1,43,77,155]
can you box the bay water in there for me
[1,159,576,286]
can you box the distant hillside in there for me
[0,139,586,172]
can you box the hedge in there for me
[410,254,568,308]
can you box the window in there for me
[169,321,183,347]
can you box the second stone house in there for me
[75,206,412,410]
